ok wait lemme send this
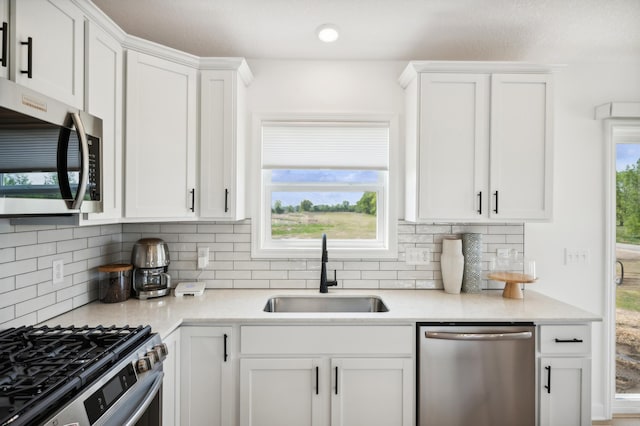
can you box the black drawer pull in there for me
[21,36,32,78]
[554,338,583,343]
[315,366,319,395]
[1,22,7,67]
[544,365,551,393]
[223,333,228,362]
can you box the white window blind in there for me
[262,123,389,170]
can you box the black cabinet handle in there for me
[493,191,499,214]
[544,365,551,393]
[21,36,32,78]
[0,22,7,68]
[477,191,482,215]
[315,366,319,395]
[335,366,339,395]
[223,333,228,362]
[224,188,229,213]
[554,338,583,343]
[190,188,195,212]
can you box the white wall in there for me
[527,60,640,419]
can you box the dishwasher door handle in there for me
[424,331,533,341]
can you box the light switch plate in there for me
[52,259,64,284]
[197,247,209,269]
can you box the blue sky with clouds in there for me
[271,170,376,207]
[617,144,640,171]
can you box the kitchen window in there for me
[252,118,397,258]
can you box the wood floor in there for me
[594,416,640,425]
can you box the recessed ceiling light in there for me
[317,24,339,43]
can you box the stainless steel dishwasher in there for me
[418,323,535,426]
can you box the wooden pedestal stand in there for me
[487,272,536,299]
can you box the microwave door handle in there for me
[60,113,89,210]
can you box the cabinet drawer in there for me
[240,325,413,355]
[539,324,591,355]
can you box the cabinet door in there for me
[0,0,7,80]
[417,73,490,221]
[539,357,591,426]
[83,21,122,223]
[240,358,326,426]
[125,50,197,219]
[490,74,553,220]
[180,327,233,426]
[331,358,413,426]
[162,328,180,426]
[11,0,84,107]
[199,70,246,220]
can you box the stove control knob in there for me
[136,356,154,374]
[146,349,161,364]
[153,343,169,360]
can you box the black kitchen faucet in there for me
[320,233,338,293]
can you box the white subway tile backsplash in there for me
[270,279,306,289]
[38,229,74,244]
[16,269,51,289]
[0,259,37,278]
[38,299,73,324]
[0,219,523,327]
[0,231,37,249]
[16,293,56,317]
[0,276,15,294]
[0,223,121,327]
[252,270,288,280]
[0,306,14,324]
[0,286,37,309]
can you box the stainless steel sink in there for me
[263,295,389,313]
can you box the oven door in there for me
[98,369,163,426]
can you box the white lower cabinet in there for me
[537,324,592,426]
[180,326,234,426]
[331,357,413,426]
[239,325,414,426]
[161,328,180,426]
[240,358,326,426]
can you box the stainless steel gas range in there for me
[0,325,167,426]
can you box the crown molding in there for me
[595,102,640,120]
[398,61,565,88]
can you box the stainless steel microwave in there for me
[0,79,103,217]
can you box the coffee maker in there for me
[131,238,171,299]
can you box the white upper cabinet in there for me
[490,73,553,220]
[124,50,197,219]
[82,21,123,223]
[10,0,84,107]
[0,0,8,80]
[402,62,555,222]
[199,65,252,220]
[415,73,490,221]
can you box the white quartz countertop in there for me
[43,289,600,338]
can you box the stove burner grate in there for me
[0,324,151,426]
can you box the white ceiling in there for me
[92,0,640,63]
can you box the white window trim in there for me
[251,113,398,259]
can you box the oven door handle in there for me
[120,371,164,426]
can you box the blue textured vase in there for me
[462,233,482,293]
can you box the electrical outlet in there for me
[497,248,510,258]
[197,247,210,269]
[406,248,430,265]
[52,259,64,284]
